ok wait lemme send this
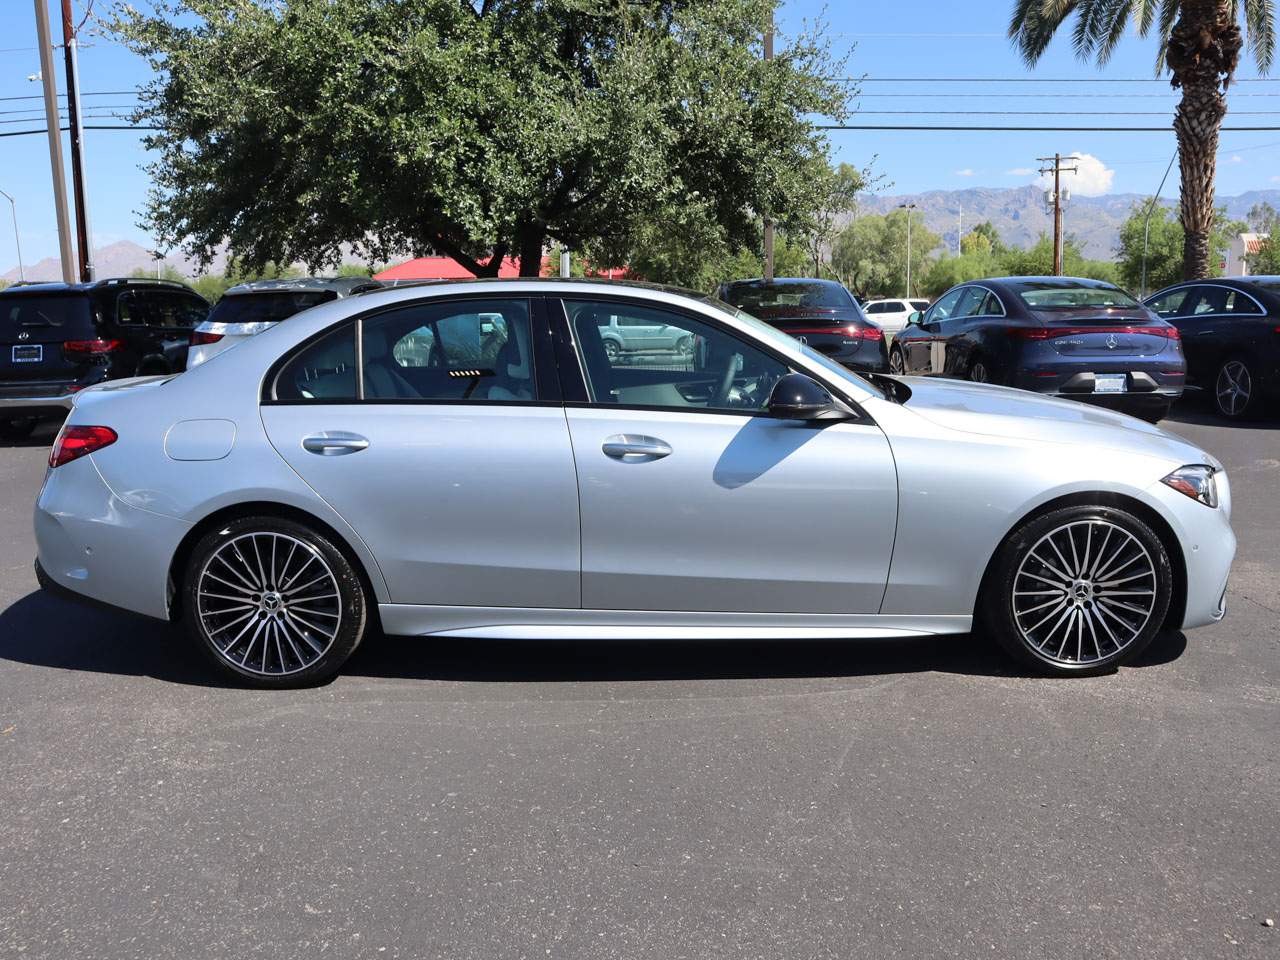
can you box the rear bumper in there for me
[34,454,189,621]
[0,392,75,415]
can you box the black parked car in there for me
[1144,276,1280,419]
[715,278,889,373]
[889,276,1185,422]
[0,278,208,439]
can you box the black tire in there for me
[182,516,367,688]
[980,505,1173,677]
[1213,356,1258,419]
[1133,402,1171,425]
[0,418,38,441]
[603,339,621,363]
[968,357,989,383]
[888,347,906,374]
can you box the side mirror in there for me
[768,373,839,420]
[907,310,923,325]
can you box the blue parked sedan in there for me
[889,276,1185,423]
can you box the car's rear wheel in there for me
[888,347,906,374]
[968,358,989,383]
[603,339,621,363]
[981,505,1173,677]
[1214,356,1257,419]
[183,516,367,687]
[0,418,38,440]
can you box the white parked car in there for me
[187,277,383,367]
[862,298,931,335]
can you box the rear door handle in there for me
[602,434,672,462]
[302,431,369,456]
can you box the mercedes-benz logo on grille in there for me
[1105,334,1119,349]
[17,331,30,341]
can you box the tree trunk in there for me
[1167,0,1240,280]
[517,224,545,277]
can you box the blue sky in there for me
[2,1,1279,272]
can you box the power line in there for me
[858,91,1280,98]
[0,90,138,103]
[842,76,1280,83]
[819,123,1280,131]
[0,124,156,139]
[853,109,1280,115]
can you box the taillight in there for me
[786,325,883,340]
[49,425,117,468]
[189,331,224,345]
[63,338,124,356]
[1013,325,1175,339]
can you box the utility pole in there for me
[33,0,75,284]
[62,0,94,281]
[956,201,962,257]
[762,14,774,282]
[898,202,916,298]
[0,190,23,281]
[1037,153,1077,276]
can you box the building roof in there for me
[374,257,533,281]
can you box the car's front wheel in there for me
[981,505,1173,676]
[183,516,368,687]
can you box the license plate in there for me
[1095,373,1126,394]
[11,344,42,364]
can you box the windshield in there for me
[700,299,884,400]
[0,294,94,336]
[208,291,336,325]
[1012,281,1142,310]
[721,281,854,311]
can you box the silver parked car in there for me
[34,280,1235,687]
[187,276,383,367]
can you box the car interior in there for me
[566,301,786,411]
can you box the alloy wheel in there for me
[195,531,343,677]
[970,361,988,383]
[889,349,905,374]
[1011,519,1157,666]
[1216,360,1252,417]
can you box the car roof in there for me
[0,277,198,297]
[983,276,1120,289]
[222,276,384,297]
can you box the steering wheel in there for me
[712,351,739,407]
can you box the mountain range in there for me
[5,185,1279,280]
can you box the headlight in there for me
[1162,464,1219,508]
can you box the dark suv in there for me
[0,278,209,439]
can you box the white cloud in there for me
[1229,154,1244,163]
[1270,175,1280,183]
[954,168,974,177]
[1036,152,1114,197]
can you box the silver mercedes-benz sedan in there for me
[33,280,1235,687]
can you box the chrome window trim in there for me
[1146,281,1268,318]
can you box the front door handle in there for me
[602,434,672,462]
[302,431,369,456]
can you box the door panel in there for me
[565,407,898,613]
[262,404,581,607]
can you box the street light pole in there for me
[898,202,917,298]
[762,13,774,282]
[0,190,23,282]
[33,0,76,283]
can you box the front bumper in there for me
[1146,471,1236,630]
[34,453,191,621]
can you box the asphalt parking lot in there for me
[0,407,1277,960]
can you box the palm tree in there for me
[1009,0,1275,280]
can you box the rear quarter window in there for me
[0,294,95,337]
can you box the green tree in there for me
[831,209,940,299]
[961,221,1007,258]
[920,250,1002,297]
[113,0,850,279]
[1010,0,1277,281]
[1115,202,1242,293]
[804,163,865,278]
[997,234,1118,284]
[1246,201,1280,234]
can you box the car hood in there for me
[894,376,1217,469]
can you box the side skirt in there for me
[377,605,972,640]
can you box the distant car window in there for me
[891,301,909,311]
[274,324,357,401]
[363,299,535,402]
[0,294,93,336]
[116,291,163,326]
[909,300,930,312]
[209,291,337,326]
[864,302,885,314]
[1013,281,1141,310]
[1146,287,1192,318]
[721,281,854,311]
[1222,289,1265,314]
[951,287,988,319]
[928,288,965,321]
[566,300,788,413]
[974,290,1004,317]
